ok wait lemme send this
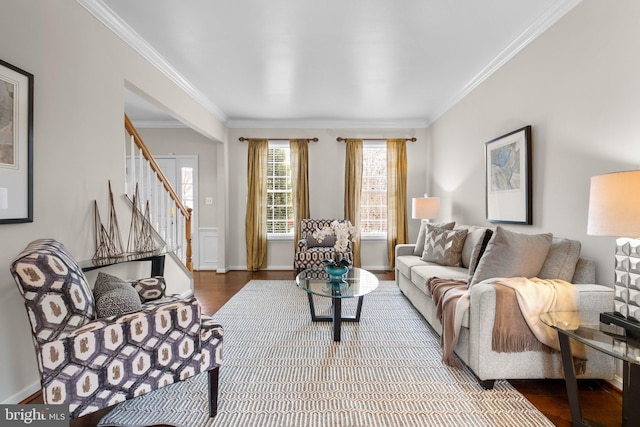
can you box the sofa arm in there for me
[574,284,615,323]
[38,296,204,388]
[395,244,416,258]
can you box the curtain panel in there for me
[386,139,408,269]
[290,139,310,249]
[245,139,268,271]
[344,139,363,267]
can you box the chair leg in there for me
[208,366,219,417]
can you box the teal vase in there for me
[325,266,349,284]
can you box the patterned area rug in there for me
[99,280,553,427]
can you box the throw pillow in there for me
[469,226,553,287]
[93,272,131,300]
[307,234,335,248]
[421,224,467,267]
[413,221,456,256]
[537,238,581,282]
[131,276,166,302]
[95,287,143,318]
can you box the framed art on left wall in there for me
[0,58,33,223]
[485,125,532,225]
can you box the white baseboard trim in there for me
[3,381,39,404]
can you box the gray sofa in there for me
[395,223,615,388]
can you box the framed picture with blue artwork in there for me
[485,126,532,224]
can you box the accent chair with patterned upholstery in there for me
[10,239,223,418]
[294,219,354,273]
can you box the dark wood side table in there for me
[78,248,167,276]
[541,311,639,427]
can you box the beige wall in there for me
[427,0,640,285]
[226,128,429,270]
[0,0,226,403]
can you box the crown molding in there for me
[131,120,187,129]
[426,0,582,127]
[226,118,430,129]
[76,0,228,123]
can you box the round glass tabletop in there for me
[296,267,379,299]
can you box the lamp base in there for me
[600,312,640,340]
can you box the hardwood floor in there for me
[35,270,622,427]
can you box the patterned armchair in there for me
[294,219,354,273]
[10,239,223,418]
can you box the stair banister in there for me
[124,113,193,271]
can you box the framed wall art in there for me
[485,125,532,225]
[0,59,33,223]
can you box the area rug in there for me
[99,280,553,427]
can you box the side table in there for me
[541,311,638,427]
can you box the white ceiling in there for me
[81,0,580,128]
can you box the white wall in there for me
[138,127,220,228]
[0,0,226,403]
[227,128,429,271]
[427,0,640,285]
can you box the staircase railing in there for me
[124,114,193,271]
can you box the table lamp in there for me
[412,194,439,221]
[587,170,640,337]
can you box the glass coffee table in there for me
[296,267,379,342]
[541,311,640,427]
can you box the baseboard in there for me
[4,381,40,404]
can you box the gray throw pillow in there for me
[413,221,456,256]
[93,272,143,318]
[421,224,467,267]
[469,226,553,287]
[537,238,581,282]
[95,287,143,318]
[307,234,335,248]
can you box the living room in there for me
[1,0,638,426]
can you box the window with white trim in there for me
[360,141,387,237]
[267,141,294,237]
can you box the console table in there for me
[78,248,167,276]
[541,311,638,427]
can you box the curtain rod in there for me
[238,137,318,142]
[336,137,417,142]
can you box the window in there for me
[361,141,387,237]
[181,167,194,209]
[267,142,294,237]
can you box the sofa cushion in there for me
[469,226,553,287]
[411,264,469,296]
[421,225,467,267]
[537,238,581,282]
[413,221,455,256]
[396,255,431,278]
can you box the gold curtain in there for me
[344,138,363,267]
[245,138,268,271]
[290,139,310,248]
[387,139,408,269]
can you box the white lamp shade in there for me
[0,187,7,210]
[412,197,439,220]
[587,170,640,237]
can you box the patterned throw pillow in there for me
[413,221,456,256]
[131,277,166,302]
[421,224,468,267]
[93,272,143,318]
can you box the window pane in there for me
[267,144,294,234]
[361,145,387,235]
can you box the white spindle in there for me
[129,135,136,198]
